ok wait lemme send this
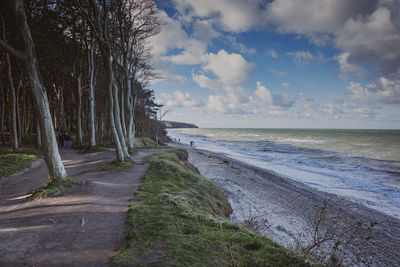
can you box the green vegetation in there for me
[110,150,313,266]
[28,177,77,200]
[103,160,134,172]
[0,147,42,179]
[134,137,163,149]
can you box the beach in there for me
[171,142,400,266]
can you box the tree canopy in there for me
[0,0,164,180]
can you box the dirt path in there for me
[0,148,171,267]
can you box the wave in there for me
[167,128,400,219]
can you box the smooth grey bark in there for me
[36,119,41,149]
[73,59,83,145]
[5,51,18,151]
[21,84,26,144]
[0,0,68,180]
[75,0,125,161]
[125,73,136,152]
[112,80,129,159]
[88,43,96,147]
[59,86,66,130]
[16,76,22,145]
[120,80,127,140]
[104,53,124,161]
[76,73,83,145]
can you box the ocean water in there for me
[167,128,400,219]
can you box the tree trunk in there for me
[88,44,96,147]
[59,86,66,131]
[76,73,83,145]
[21,85,26,144]
[124,65,135,152]
[5,52,18,152]
[36,119,41,149]
[102,51,124,161]
[120,80,127,140]
[112,80,129,159]
[16,79,22,146]
[14,0,67,180]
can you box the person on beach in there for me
[59,132,65,147]
[63,132,72,148]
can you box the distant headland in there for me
[162,121,199,129]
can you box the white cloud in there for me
[270,69,286,77]
[203,50,254,85]
[227,36,257,55]
[172,0,267,32]
[273,94,294,108]
[255,81,273,105]
[266,49,278,59]
[281,82,290,88]
[163,38,208,65]
[150,11,193,83]
[298,92,314,101]
[192,73,221,91]
[322,103,343,118]
[207,95,227,113]
[336,52,366,79]
[207,87,259,115]
[255,81,294,109]
[266,0,374,34]
[347,75,400,105]
[352,107,376,118]
[286,50,323,64]
[193,19,220,42]
[264,1,400,78]
[151,11,187,58]
[335,7,400,76]
[160,91,204,109]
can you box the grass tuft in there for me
[103,160,133,172]
[133,137,164,149]
[28,176,77,200]
[0,147,42,179]
[110,150,315,266]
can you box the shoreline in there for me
[170,142,400,266]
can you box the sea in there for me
[167,128,400,219]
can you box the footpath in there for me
[0,148,170,266]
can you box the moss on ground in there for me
[103,160,134,172]
[28,177,77,200]
[134,137,163,149]
[110,150,315,266]
[0,147,42,179]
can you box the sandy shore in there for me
[171,143,400,266]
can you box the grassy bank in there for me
[0,147,42,179]
[111,150,313,266]
[28,177,77,200]
[134,137,163,149]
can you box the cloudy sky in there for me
[150,0,400,129]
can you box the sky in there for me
[149,0,400,129]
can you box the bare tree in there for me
[73,0,126,161]
[112,0,159,151]
[87,38,96,148]
[0,0,68,181]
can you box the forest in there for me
[0,0,167,182]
